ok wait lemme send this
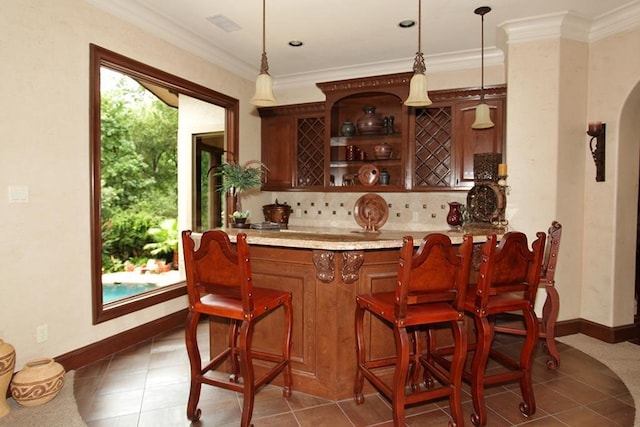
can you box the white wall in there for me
[0,0,257,369]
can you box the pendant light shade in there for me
[472,6,494,129]
[250,0,276,107]
[472,102,493,129]
[404,0,432,107]
[250,58,276,107]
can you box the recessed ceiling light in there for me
[398,19,415,28]
[288,40,303,47]
[206,14,242,32]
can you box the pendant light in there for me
[250,0,277,107]
[404,0,432,107]
[472,6,494,129]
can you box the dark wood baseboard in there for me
[55,309,188,371]
[501,315,639,344]
[51,310,636,374]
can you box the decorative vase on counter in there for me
[0,339,16,418]
[356,106,385,135]
[446,202,463,228]
[340,120,356,136]
[10,358,65,407]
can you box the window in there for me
[90,44,239,323]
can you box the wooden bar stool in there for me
[181,230,293,427]
[494,221,562,368]
[463,232,546,426]
[354,233,474,426]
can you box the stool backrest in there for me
[182,230,254,315]
[541,221,562,283]
[474,231,546,312]
[395,233,474,320]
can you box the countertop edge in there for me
[195,226,506,251]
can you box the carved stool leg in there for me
[353,301,366,404]
[541,284,560,369]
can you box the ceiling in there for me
[89,0,636,85]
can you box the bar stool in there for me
[463,231,546,426]
[181,230,293,427]
[354,233,474,426]
[494,221,562,368]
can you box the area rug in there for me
[0,370,86,427]
[558,334,640,426]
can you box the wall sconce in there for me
[586,122,606,182]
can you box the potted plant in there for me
[209,160,268,224]
[143,218,179,268]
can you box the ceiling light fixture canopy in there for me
[250,0,277,107]
[404,0,432,107]
[472,6,494,129]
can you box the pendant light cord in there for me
[412,0,426,74]
[259,0,270,74]
[480,11,485,101]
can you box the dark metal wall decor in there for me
[586,122,606,182]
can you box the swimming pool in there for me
[103,282,160,303]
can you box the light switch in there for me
[8,185,29,203]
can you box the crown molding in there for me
[275,48,504,91]
[86,0,258,81]
[499,1,640,46]
[590,0,640,42]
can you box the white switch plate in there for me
[412,212,419,222]
[8,185,29,203]
[36,324,48,343]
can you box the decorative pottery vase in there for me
[340,120,356,136]
[374,142,392,159]
[446,202,463,227]
[345,145,359,161]
[356,106,385,135]
[10,358,65,407]
[379,168,390,186]
[0,339,16,418]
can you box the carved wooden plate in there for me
[353,193,389,230]
[358,164,379,186]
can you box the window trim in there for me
[90,44,239,323]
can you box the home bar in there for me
[207,226,502,400]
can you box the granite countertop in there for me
[223,225,506,251]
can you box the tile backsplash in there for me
[264,192,468,231]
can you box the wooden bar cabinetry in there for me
[258,73,506,192]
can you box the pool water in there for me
[103,282,159,303]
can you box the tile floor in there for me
[74,322,636,426]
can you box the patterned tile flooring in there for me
[74,323,636,426]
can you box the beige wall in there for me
[586,27,640,326]
[0,0,257,368]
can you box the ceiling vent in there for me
[206,14,242,32]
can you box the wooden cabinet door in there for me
[410,86,506,191]
[261,114,296,190]
[452,96,506,188]
[259,102,325,190]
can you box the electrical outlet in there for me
[36,324,48,343]
[412,212,419,222]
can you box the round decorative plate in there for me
[467,183,504,223]
[354,194,389,230]
[358,164,379,186]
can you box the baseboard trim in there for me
[52,311,635,373]
[541,318,637,344]
[55,309,188,371]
